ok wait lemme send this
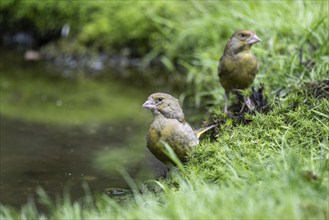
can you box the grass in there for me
[1,79,328,219]
[2,1,328,106]
[1,0,329,219]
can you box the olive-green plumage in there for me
[142,93,199,165]
[218,30,261,112]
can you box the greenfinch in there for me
[218,30,261,113]
[142,93,199,165]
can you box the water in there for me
[0,51,167,209]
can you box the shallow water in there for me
[0,51,167,208]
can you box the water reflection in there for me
[0,51,167,208]
[0,115,166,208]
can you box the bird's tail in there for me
[195,124,218,139]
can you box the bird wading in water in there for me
[218,30,261,113]
[143,93,208,166]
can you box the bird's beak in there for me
[142,99,156,110]
[248,33,261,45]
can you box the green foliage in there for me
[2,1,328,106]
[1,1,328,219]
[0,0,80,34]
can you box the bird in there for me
[218,30,261,113]
[142,92,200,165]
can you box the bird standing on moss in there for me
[142,93,199,165]
[218,30,261,113]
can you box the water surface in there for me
[0,51,167,208]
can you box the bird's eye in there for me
[157,97,164,102]
[240,33,247,37]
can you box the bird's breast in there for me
[146,117,198,163]
[219,52,258,91]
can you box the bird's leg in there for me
[232,89,246,114]
[238,103,246,114]
[224,91,230,113]
[245,97,255,111]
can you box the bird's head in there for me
[142,93,185,121]
[225,30,261,55]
